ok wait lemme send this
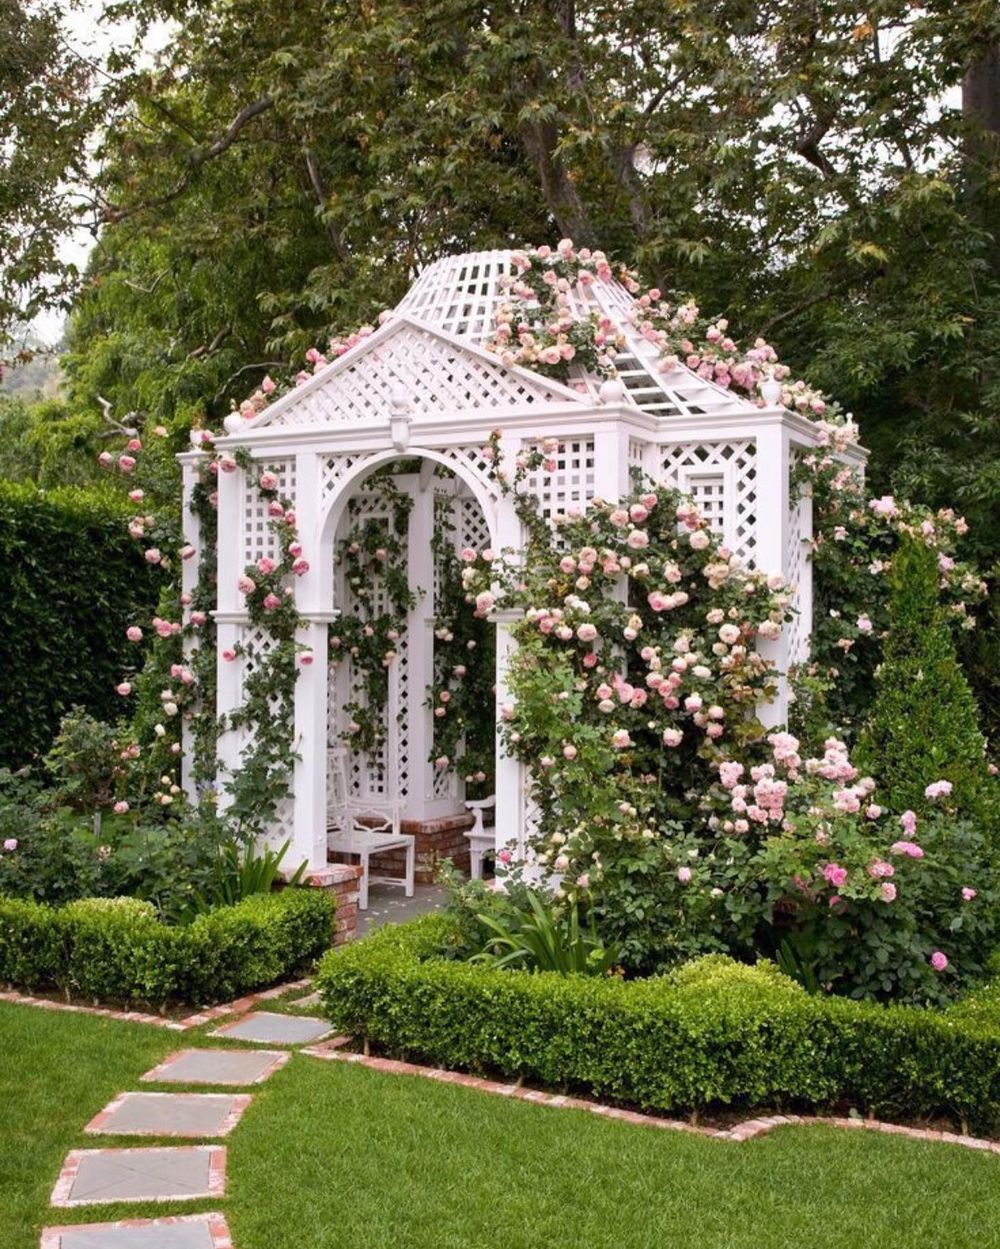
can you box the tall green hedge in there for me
[0,482,161,767]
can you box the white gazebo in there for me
[179,249,865,879]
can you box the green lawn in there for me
[5,1000,1000,1249]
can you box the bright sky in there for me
[29,1,172,346]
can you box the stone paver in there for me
[40,1212,232,1249]
[141,1048,289,1086]
[51,1146,226,1207]
[85,1092,252,1138]
[289,990,323,1009]
[358,882,448,937]
[209,1011,332,1046]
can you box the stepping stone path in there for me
[51,1146,226,1207]
[210,1011,333,1046]
[142,1047,289,1086]
[41,1213,233,1249]
[44,987,328,1246]
[288,990,323,1010]
[86,1092,252,1138]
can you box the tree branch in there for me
[100,96,275,225]
[303,151,355,273]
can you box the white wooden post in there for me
[494,452,526,861]
[753,419,792,726]
[179,457,201,801]
[213,460,245,794]
[406,474,437,818]
[290,451,331,871]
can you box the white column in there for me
[406,476,437,820]
[493,607,524,863]
[292,615,333,872]
[214,460,245,791]
[592,423,629,504]
[753,421,792,726]
[179,459,201,800]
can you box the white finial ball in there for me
[223,413,244,435]
[599,378,625,403]
[759,378,784,406]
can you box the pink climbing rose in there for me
[930,951,949,972]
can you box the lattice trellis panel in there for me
[243,459,296,566]
[328,490,409,807]
[658,441,757,565]
[267,324,570,430]
[436,444,502,502]
[320,451,378,508]
[784,484,810,666]
[526,437,596,521]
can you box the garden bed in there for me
[316,914,1000,1136]
[0,887,334,1008]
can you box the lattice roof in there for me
[245,250,765,434]
[394,250,761,420]
[246,315,588,432]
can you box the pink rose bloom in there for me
[190,611,207,627]
[609,509,629,528]
[3,838,17,851]
[611,729,632,749]
[890,840,924,859]
[689,530,710,550]
[880,882,897,902]
[856,615,873,633]
[822,863,848,888]
[222,649,237,662]
[576,873,590,889]
[97,451,113,467]
[576,623,598,642]
[626,528,649,549]
[115,682,132,696]
[261,375,276,394]
[257,557,276,575]
[924,780,953,800]
[144,549,162,565]
[899,810,917,836]
[868,860,894,879]
[126,626,143,643]
[118,455,136,473]
[259,472,278,491]
[292,558,310,576]
[299,652,315,666]
[662,728,683,747]
[219,456,237,473]
[930,951,949,972]
[962,887,977,902]
[113,801,129,815]
[869,495,897,518]
[263,593,282,610]
[677,866,692,884]
[582,653,598,669]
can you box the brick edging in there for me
[300,1043,1000,1158]
[0,977,312,1031]
[41,1213,233,1248]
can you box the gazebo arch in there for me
[179,247,867,880]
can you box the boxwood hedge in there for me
[0,482,162,768]
[317,915,1000,1135]
[0,887,334,1006]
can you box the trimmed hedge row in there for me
[0,482,162,768]
[317,915,1000,1135]
[0,888,334,1006]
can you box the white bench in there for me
[464,795,496,879]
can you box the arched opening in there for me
[321,455,497,899]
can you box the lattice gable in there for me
[244,316,589,432]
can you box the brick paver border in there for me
[301,1043,1000,1158]
[50,1145,226,1208]
[0,978,312,1032]
[84,1092,253,1137]
[40,1212,234,1249]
